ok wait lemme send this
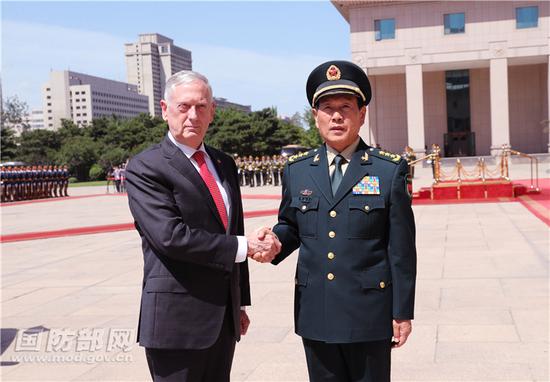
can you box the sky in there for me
[1,1,351,117]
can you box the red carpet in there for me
[0,209,280,243]
[2,179,548,243]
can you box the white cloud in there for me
[2,20,328,116]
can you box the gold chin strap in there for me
[312,84,366,106]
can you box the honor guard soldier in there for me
[61,165,69,197]
[246,155,255,187]
[260,155,270,186]
[271,60,417,382]
[0,166,6,202]
[253,156,262,187]
[271,155,280,187]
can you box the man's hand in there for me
[240,310,250,335]
[392,319,412,348]
[246,227,281,263]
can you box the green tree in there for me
[300,107,323,148]
[56,136,98,181]
[1,95,30,161]
[16,129,61,164]
[57,119,82,142]
[99,147,128,171]
[1,124,18,161]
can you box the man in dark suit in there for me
[269,61,417,381]
[125,70,280,382]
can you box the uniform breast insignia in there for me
[300,189,313,196]
[353,176,380,195]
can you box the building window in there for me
[516,6,538,29]
[374,18,395,41]
[444,13,465,34]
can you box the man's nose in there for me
[331,110,344,121]
[187,106,198,119]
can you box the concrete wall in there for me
[368,73,408,153]
[509,63,549,153]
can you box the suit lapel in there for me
[331,140,373,208]
[162,137,225,230]
[308,146,333,204]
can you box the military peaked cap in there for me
[306,60,372,108]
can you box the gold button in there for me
[327,252,335,260]
[330,210,337,218]
[364,205,370,212]
[327,273,335,281]
[379,281,386,289]
[328,231,336,238]
[301,205,307,210]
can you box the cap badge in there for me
[326,65,341,81]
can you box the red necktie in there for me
[192,151,229,230]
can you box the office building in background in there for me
[125,33,192,116]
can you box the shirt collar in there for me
[168,132,208,160]
[326,137,361,165]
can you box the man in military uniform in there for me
[245,155,255,187]
[253,156,262,187]
[269,60,417,382]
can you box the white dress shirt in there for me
[168,132,248,263]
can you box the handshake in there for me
[246,227,282,263]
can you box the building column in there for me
[405,64,426,155]
[489,58,510,155]
[360,67,376,146]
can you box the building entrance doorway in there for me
[444,70,475,156]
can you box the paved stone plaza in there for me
[1,181,548,381]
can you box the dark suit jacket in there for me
[125,136,251,350]
[273,139,416,343]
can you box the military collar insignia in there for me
[361,152,369,162]
[326,65,341,81]
[300,189,313,196]
[313,154,320,163]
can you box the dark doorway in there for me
[444,70,475,156]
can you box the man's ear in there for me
[160,100,168,121]
[311,108,320,130]
[359,105,366,125]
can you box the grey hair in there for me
[163,70,213,102]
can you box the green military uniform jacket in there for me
[273,139,416,343]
